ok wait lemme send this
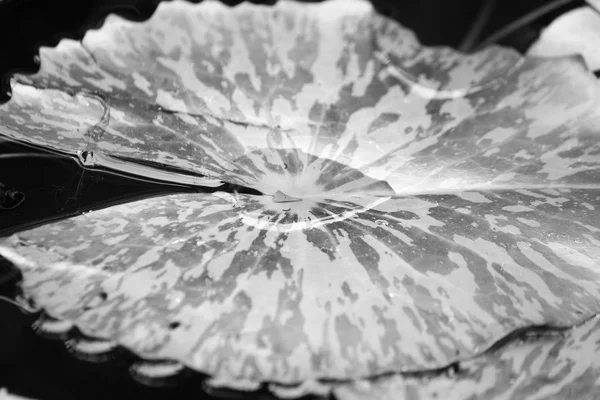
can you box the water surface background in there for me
[0,0,575,398]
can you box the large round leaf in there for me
[1,0,600,397]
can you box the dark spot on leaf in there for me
[447,362,463,376]
[367,112,400,134]
[27,297,37,309]
[558,148,585,158]
[341,282,358,303]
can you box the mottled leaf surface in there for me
[1,0,600,395]
[336,315,600,399]
[4,0,598,194]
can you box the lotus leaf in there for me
[1,0,600,398]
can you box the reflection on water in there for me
[0,181,24,210]
[0,139,198,235]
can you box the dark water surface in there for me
[0,0,573,398]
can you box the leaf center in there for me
[272,190,302,203]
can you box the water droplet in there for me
[168,238,185,247]
[77,150,95,166]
